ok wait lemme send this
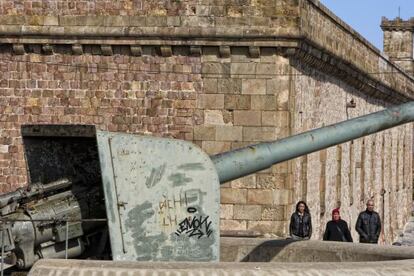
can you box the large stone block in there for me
[194,125,216,140]
[220,219,247,231]
[201,62,230,75]
[231,174,256,189]
[224,95,251,110]
[233,204,262,220]
[234,110,261,126]
[247,189,273,205]
[220,204,234,220]
[243,127,276,141]
[221,188,247,204]
[256,173,287,189]
[261,111,290,127]
[272,189,291,205]
[242,79,266,95]
[267,76,290,95]
[201,141,231,155]
[203,78,218,94]
[256,63,278,76]
[231,62,257,76]
[216,126,243,141]
[218,79,242,94]
[276,88,290,110]
[247,220,286,235]
[204,110,229,125]
[261,206,285,221]
[197,94,225,109]
[251,95,276,110]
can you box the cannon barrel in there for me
[211,101,414,184]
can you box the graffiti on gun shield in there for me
[175,207,213,239]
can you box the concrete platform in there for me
[28,238,414,275]
[29,259,414,276]
[221,237,414,262]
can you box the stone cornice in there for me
[284,40,411,104]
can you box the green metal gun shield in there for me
[96,131,220,262]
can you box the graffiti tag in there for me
[175,208,213,239]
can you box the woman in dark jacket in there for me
[289,201,312,240]
[323,208,353,242]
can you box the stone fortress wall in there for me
[0,0,413,243]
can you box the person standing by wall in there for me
[289,201,312,240]
[323,208,353,242]
[355,199,381,243]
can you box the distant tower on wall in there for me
[381,17,414,76]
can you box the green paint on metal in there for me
[177,163,205,171]
[145,163,166,188]
[169,173,193,187]
[102,179,116,224]
[125,201,168,261]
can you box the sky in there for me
[320,0,414,51]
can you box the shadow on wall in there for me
[221,237,414,262]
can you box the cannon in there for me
[0,101,413,273]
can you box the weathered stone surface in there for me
[243,127,276,141]
[194,126,216,140]
[251,95,276,110]
[215,126,242,141]
[218,79,242,94]
[0,145,9,154]
[221,188,247,204]
[220,219,247,231]
[262,206,285,221]
[204,110,229,125]
[261,111,290,127]
[247,190,273,205]
[201,141,231,155]
[271,190,291,206]
[233,205,262,220]
[231,175,256,189]
[247,220,286,235]
[231,63,256,76]
[203,78,218,94]
[197,94,224,109]
[224,94,251,110]
[220,204,234,220]
[242,79,266,95]
[233,110,261,126]
[256,173,287,189]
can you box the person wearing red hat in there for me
[323,208,353,242]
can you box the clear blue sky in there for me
[320,0,414,51]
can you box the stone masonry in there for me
[0,0,413,244]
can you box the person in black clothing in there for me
[355,199,381,243]
[323,208,353,242]
[289,201,312,240]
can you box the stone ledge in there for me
[0,25,298,38]
[284,42,412,103]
